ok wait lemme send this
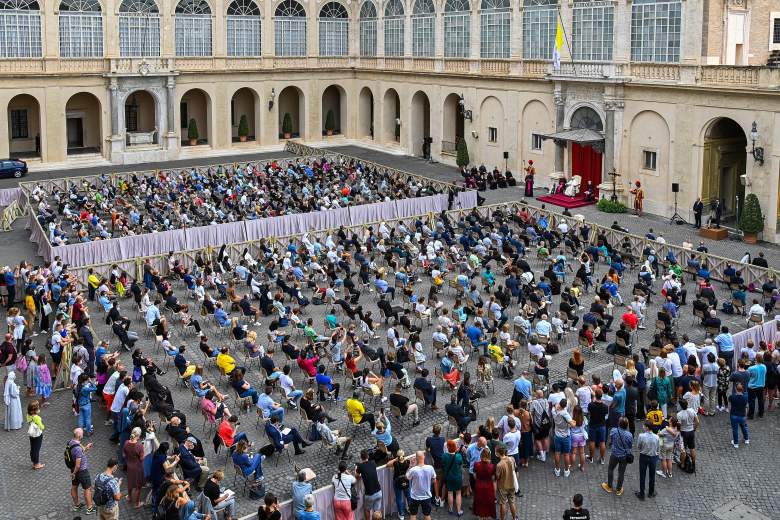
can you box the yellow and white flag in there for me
[553,17,564,70]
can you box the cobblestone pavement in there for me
[0,147,778,520]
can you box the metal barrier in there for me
[0,199,26,231]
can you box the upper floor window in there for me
[319,2,348,57]
[119,0,160,57]
[480,0,510,59]
[384,0,405,57]
[274,0,306,57]
[226,0,261,57]
[359,1,377,57]
[444,0,470,58]
[522,0,557,60]
[631,0,681,62]
[573,0,614,61]
[412,0,435,57]
[0,0,42,58]
[175,0,212,57]
[59,0,103,58]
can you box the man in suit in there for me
[713,199,722,228]
[692,198,704,229]
[264,415,310,455]
[414,368,438,410]
[445,394,472,433]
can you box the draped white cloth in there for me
[456,190,478,209]
[0,187,21,208]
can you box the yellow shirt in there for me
[25,295,36,313]
[216,353,236,375]
[346,398,365,424]
[487,343,503,363]
[647,409,664,426]
[87,274,100,289]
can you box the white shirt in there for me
[576,386,592,411]
[103,371,121,395]
[749,304,766,317]
[548,391,566,407]
[503,430,522,456]
[332,473,356,500]
[111,384,130,413]
[279,373,295,397]
[667,352,683,378]
[528,342,546,358]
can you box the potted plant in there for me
[739,193,764,244]
[187,118,198,146]
[456,138,470,168]
[324,110,336,136]
[282,113,293,139]
[238,114,249,142]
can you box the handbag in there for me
[338,476,358,511]
[28,419,42,438]
[615,432,634,464]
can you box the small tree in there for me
[282,113,293,136]
[739,193,764,234]
[325,110,336,133]
[238,114,249,139]
[187,118,198,142]
[456,138,470,168]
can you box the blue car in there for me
[0,159,27,178]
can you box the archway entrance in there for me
[7,94,41,158]
[66,93,102,155]
[702,118,747,221]
[569,106,604,197]
[442,93,464,155]
[124,90,157,146]
[382,88,400,144]
[321,85,345,136]
[358,87,373,139]
[180,89,211,146]
[231,88,258,143]
[410,91,431,158]
[278,86,304,139]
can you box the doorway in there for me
[571,142,602,197]
[67,117,84,150]
[702,118,747,222]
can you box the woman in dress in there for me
[472,449,496,520]
[4,371,23,431]
[441,439,463,516]
[123,427,145,508]
[35,354,52,405]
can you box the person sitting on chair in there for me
[445,393,472,433]
[264,414,311,455]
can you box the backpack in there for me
[680,456,695,474]
[721,302,734,315]
[64,442,78,470]
[93,474,114,506]
[308,423,321,442]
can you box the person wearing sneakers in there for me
[728,383,749,448]
[601,417,633,496]
[635,420,659,501]
[552,398,575,477]
[586,388,608,464]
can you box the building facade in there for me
[1,0,779,239]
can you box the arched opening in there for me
[180,88,211,146]
[321,85,345,136]
[382,88,400,144]
[7,94,41,158]
[65,92,102,155]
[124,90,157,146]
[231,87,258,143]
[278,86,304,139]
[702,117,747,222]
[569,105,604,197]
[442,93,464,155]
[410,91,431,157]
[358,87,374,139]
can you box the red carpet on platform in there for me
[535,193,595,209]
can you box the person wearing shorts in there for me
[552,399,575,477]
[68,430,95,515]
[676,399,698,472]
[406,451,436,520]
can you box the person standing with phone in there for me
[94,458,123,520]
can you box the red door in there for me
[571,142,603,196]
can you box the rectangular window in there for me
[573,1,614,61]
[531,133,544,151]
[444,12,470,58]
[488,127,498,143]
[480,10,511,59]
[180,102,188,129]
[522,3,557,60]
[630,0,681,63]
[0,11,42,57]
[125,104,138,132]
[175,15,212,57]
[412,15,435,57]
[319,19,349,56]
[10,110,28,139]
[227,16,261,57]
[384,17,404,56]
[59,12,104,58]
[773,17,780,44]
[119,14,161,57]
[360,19,377,56]
[275,17,307,56]
[643,150,657,170]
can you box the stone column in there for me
[553,83,565,174]
[109,78,120,137]
[164,76,178,151]
[107,77,124,162]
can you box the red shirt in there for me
[622,312,638,330]
[217,419,235,446]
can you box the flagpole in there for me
[556,7,576,76]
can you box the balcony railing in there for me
[0,55,776,91]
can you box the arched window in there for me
[59,0,103,58]
[480,0,509,59]
[175,0,212,57]
[274,0,306,57]
[359,1,377,57]
[631,0,681,62]
[384,0,404,57]
[0,0,41,57]
[319,2,348,56]
[522,0,556,60]
[412,0,435,57]
[119,0,160,56]
[444,0,469,58]
[573,0,613,61]
[227,0,261,56]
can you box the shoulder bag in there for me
[338,475,358,511]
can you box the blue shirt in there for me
[466,443,484,473]
[145,305,160,326]
[513,377,532,399]
[747,363,766,389]
[715,333,734,353]
[257,393,276,417]
[612,388,626,415]
[609,428,633,458]
[466,325,483,345]
[214,308,229,327]
[729,392,748,417]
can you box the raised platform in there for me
[700,227,729,240]
[536,193,595,209]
